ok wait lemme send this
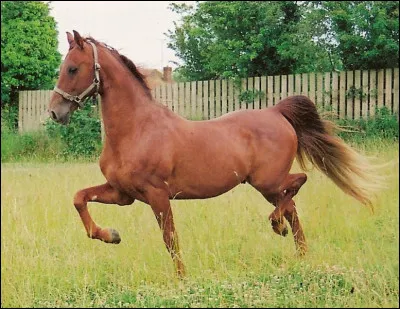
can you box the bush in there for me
[336,107,399,143]
[1,129,63,162]
[45,103,102,158]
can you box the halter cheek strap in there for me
[53,41,101,108]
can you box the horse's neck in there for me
[98,59,172,147]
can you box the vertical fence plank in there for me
[362,70,369,119]
[157,85,161,102]
[28,90,32,130]
[32,90,36,131]
[377,69,384,110]
[191,81,197,119]
[308,73,315,103]
[33,90,37,130]
[288,74,294,97]
[294,73,301,96]
[393,68,399,119]
[203,81,209,120]
[354,70,361,119]
[173,83,179,113]
[41,90,47,128]
[153,86,158,102]
[324,72,331,110]
[167,83,173,111]
[234,80,241,111]
[346,71,354,118]
[209,80,215,118]
[281,75,287,100]
[228,79,234,113]
[40,90,45,129]
[260,76,267,109]
[24,91,28,131]
[339,71,346,119]
[215,79,221,117]
[185,81,191,119]
[221,79,227,115]
[385,68,392,111]
[240,78,247,109]
[267,76,273,107]
[274,75,280,105]
[196,81,203,119]
[301,73,308,97]
[178,82,185,117]
[254,76,260,109]
[246,77,253,109]
[369,70,377,117]
[331,72,339,117]
[18,91,23,132]
[316,72,323,106]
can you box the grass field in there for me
[1,141,399,308]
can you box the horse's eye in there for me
[68,67,78,74]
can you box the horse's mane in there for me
[85,37,152,99]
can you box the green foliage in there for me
[167,1,399,81]
[1,1,61,110]
[1,128,63,162]
[337,107,399,142]
[1,102,102,162]
[239,89,265,104]
[1,103,19,132]
[311,1,399,70]
[45,103,102,158]
[167,1,316,80]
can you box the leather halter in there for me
[53,41,101,108]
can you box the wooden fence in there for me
[19,68,399,132]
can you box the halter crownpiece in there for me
[53,40,101,108]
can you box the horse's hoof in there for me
[296,244,307,256]
[103,228,121,244]
[271,220,288,237]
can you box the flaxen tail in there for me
[276,95,384,208]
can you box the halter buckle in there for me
[73,96,82,103]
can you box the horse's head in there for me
[48,30,101,124]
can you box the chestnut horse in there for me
[48,31,380,277]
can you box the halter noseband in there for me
[53,41,101,108]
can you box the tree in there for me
[313,1,399,70]
[166,1,336,81]
[167,1,399,81]
[1,1,61,108]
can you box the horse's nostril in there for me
[51,111,57,120]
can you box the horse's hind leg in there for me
[283,199,307,254]
[258,173,308,254]
[74,183,134,243]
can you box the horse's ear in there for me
[66,32,74,46]
[73,30,84,49]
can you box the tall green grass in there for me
[1,142,398,307]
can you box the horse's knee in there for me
[284,173,307,198]
[73,190,88,212]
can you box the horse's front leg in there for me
[144,187,185,278]
[73,183,134,243]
